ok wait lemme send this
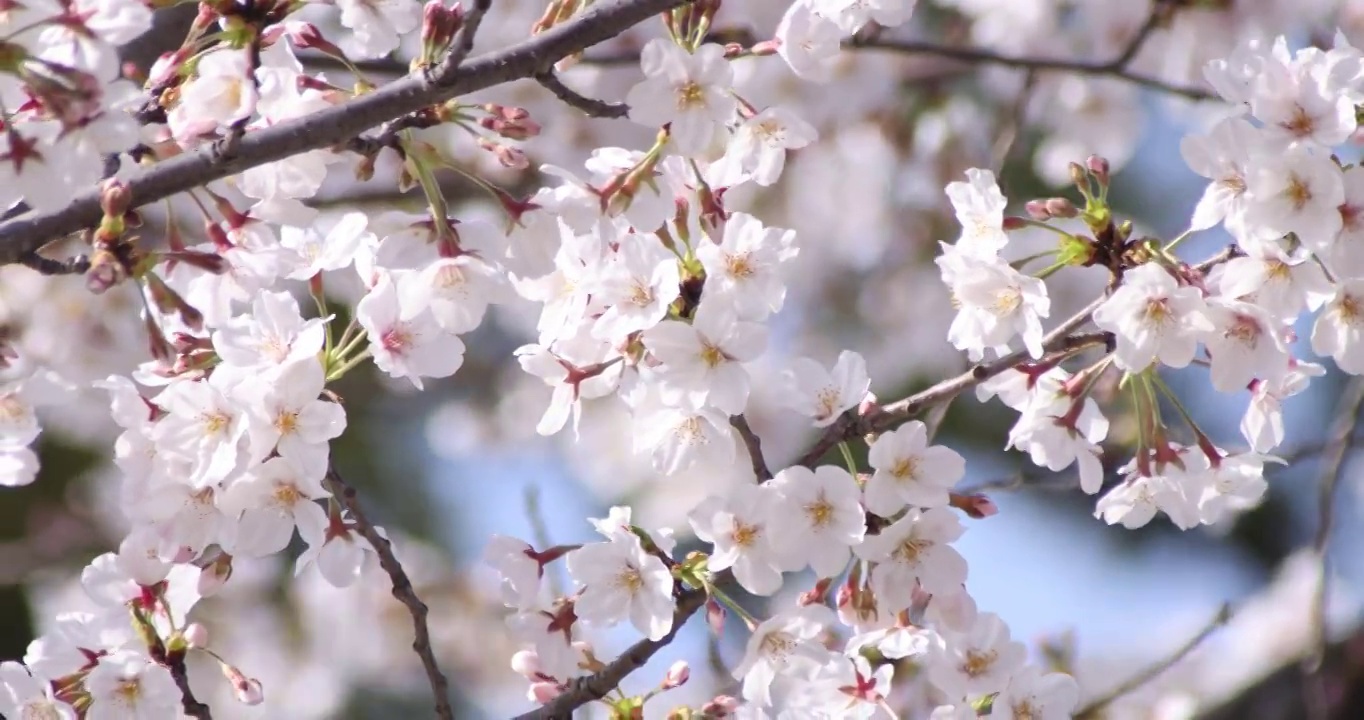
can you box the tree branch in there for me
[0,0,689,265]
[432,0,493,81]
[1306,377,1364,672]
[731,414,773,481]
[512,587,709,720]
[846,36,1215,101]
[325,468,454,720]
[535,70,630,118]
[167,652,212,720]
[1076,602,1233,718]
[796,326,1114,468]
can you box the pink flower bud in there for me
[182,623,209,648]
[702,695,740,717]
[223,665,263,706]
[857,391,879,417]
[529,681,561,704]
[949,492,998,519]
[1025,199,1051,220]
[662,660,689,689]
[510,650,540,678]
[1086,154,1110,186]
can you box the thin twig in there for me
[19,252,90,276]
[989,69,1038,174]
[1306,376,1364,673]
[432,0,493,81]
[847,36,1215,101]
[325,468,454,720]
[535,70,630,118]
[794,280,1114,469]
[731,414,773,481]
[513,587,709,720]
[1076,602,1233,718]
[1106,0,1172,72]
[0,0,691,265]
[167,654,212,720]
[524,485,565,598]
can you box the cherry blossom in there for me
[626,39,737,154]
[767,465,866,577]
[565,532,675,641]
[356,272,466,389]
[854,507,968,612]
[1093,262,1212,371]
[864,420,966,515]
[732,605,835,707]
[643,299,767,415]
[84,650,180,720]
[991,665,1080,720]
[695,213,798,321]
[780,350,870,427]
[926,612,1028,701]
[689,485,784,596]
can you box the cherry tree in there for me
[3,0,1364,718]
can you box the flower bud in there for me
[161,250,227,275]
[1025,199,1051,220]
[1044,197,1079,218]
[182,623,209,648]
[288,22,344,59]
[420,0,461,62]
[221,664,263,705]
[949,492,998,519]
[99,181,131,219]
[1086,154,1110,187]
[529,681,561,704]
[510,650,541,678]
[705,597,725,635]
[86,250,126,294]
[198,553,233,596]
[142,311,173,363]
[662,660,689,690]
[701,695,740,717]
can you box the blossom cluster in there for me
[1,0,1363,716]
[934,33,1364,534]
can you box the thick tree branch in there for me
[513,587,709,720]
[325,468,454,720]
[0,0,688,265]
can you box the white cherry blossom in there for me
[1312,278,1364,374]
[356,272,466,389]
[991,665,1080,720]
[767,465,866,577]
[565,533,675,641]
[695,213,798,321]
[732,605,835,707]
[689,485,784,596]
[780,350,870,427]
[864,420,966,514]
[854,507,968,612]
[626,40,737,154]
[1094,262,1213,371]
[643,299,767,415]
